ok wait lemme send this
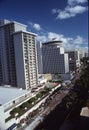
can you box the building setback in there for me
[0,19,38,89]
[42,41,69,74]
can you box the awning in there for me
[7,123,17,130]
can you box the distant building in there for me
[85,52,88,57]
[66,50,80,72]
[42,40,69,74]
[79,50,86,59]
[0,19,38,89]
[38,75,47,84]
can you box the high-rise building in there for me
[66,50,80,71]
[37,42,43,74]
[42,40,69,74]
[0,19,38,89]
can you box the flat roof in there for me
[0,86,29,105]
[13,30,36,36]
[0,20,27,28]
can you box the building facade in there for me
[66,50,80,72]
[0,19,38,89]
[0,86,33,130]
[13,31,38,89]
[37,42,43,74]
[42,40,69,74]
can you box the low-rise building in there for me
[38,75,47,84]
[0,86,32,130]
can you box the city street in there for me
[24,87,70,130]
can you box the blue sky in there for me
[0,0,88,50]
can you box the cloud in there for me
[65,35,87,50]
[73,35,85,44]
[28,21,87,50]
[28,22,42,31]
[33,23,41,31]
[68,0,87,6]
[47,32,69,43]
[52,8,60,14]
[37,35,47,43]
[52,0,87,20]
[37,32,69,43]
[57,10,74,19]
[66,5,87,14]
[57,5,87,19]
[37,32,87,50]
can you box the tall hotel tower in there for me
[42,40,69,74]
[0,19,38,89]
[37,40,69,74]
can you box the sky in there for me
[0,0,88,51]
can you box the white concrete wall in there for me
[5,118,16,130]
[13,33,26,89]
[64,53,69,73]
[14,22,27,32]
[0,19,10,26]
[0,106,6,130]
[60,47,64,54]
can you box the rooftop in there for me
[0,19,27,28]
[0,86,29,105]
[43,40,62,46]
[13,30,36,36]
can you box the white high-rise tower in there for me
[0,19,38,89]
